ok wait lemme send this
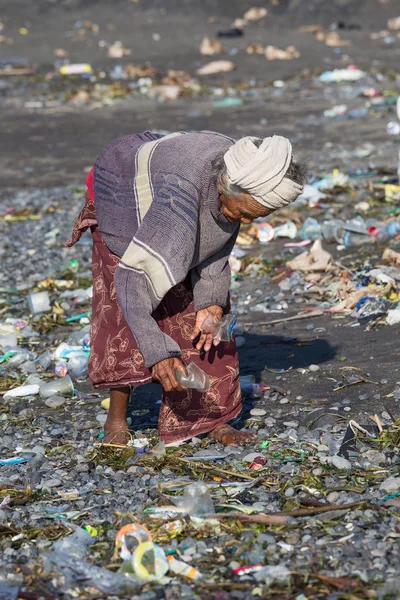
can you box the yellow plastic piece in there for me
[101,397,110,410]
[83,525,98,537]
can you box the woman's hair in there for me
[212,137,308,200]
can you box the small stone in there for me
[285,487,295,498]
[312,468,323,476]
[43,478,62,488]
[379,476,400,493]
[327,491,340,504]
[309,364,320,372]
[283,421,298,428]
[331,455,351,470]
[250,408,267,417]
[45,396,66,409]
[191,437,202,446]
[96,413,107,424]
[279,398,289,404]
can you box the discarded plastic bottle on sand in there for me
[273,221,297,239]
[342,231,375,248]
[181,481,215,516]
[239,375,267,398]
[67,352,88,378]
[384,220,400,238]
[300,218,322,240]
[321,219,345,242]
[167,556,202,580]
[39,374,74,399]
[176,362,210,392]
[201,313,236,342]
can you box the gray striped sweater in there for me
[94,130,239,368]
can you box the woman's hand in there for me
[151,357,187,392]
[191,304,223,352]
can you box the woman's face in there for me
[219,191,273,224]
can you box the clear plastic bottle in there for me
[342,231,375,248]
[321,219,345,242]
[300,217,322,240]
[39,374,74,399]
[176,362,210,392]
[384,220,400,238]
[239,375,267,398]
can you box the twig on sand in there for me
[256,310,324,327]
[273,500,368,517]
[204,512,289,525]
[178,458,255,481]
[204,500,370,525]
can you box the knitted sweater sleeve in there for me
[191,228,239,312]
[114,199,197,369]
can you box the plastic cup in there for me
[273,221,297,239]
[39,375,74,399]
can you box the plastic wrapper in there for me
[181,481,215,516]
[67,352,88,378]
[176,362,210,392]
[201,313,236,342]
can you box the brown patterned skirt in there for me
[68,184,242,444]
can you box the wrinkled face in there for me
[219,190,273,225]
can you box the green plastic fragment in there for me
[65,311,92,323]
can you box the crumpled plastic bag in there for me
[45,551,139,595]
[386,309,400,325]
[200,38,224,56]
[335,281,392,310]
[382,248,400,268]
[265,45,300,60]
[287,240,332,272]
[197,60,235,75]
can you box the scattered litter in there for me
[265,45,300,60]
[200,38,224,56]
[59,63,92,76]
[196,60,235,75]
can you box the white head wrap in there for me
[223,135,304,210]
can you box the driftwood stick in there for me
[204,512,288,525]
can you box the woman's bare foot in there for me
[102,387,131,445]
[210,423,257,446]
[103,418,131,445]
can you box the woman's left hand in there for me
[191,304,223,352]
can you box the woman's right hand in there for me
[151,357,187,392]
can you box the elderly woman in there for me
[69,131,306,446]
